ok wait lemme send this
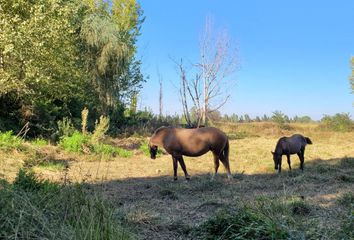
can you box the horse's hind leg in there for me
[219,152,232,179]
[298,148,305,171]
[212,153,220,178]
[286,154,291,170]
[176,156,190,180]
[172,156,179,180]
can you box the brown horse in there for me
[148,126,232,180]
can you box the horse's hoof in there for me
[173,177,178,181]
[185,176,191,181]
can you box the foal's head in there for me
[271,151,281,170]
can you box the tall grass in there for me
[0,169,130,240]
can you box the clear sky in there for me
[136,0,354,120]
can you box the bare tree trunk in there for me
[157,69,163,118]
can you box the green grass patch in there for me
[337,192,354,207]
[0,130,23,150]
[192,207,290,240]
[0,169,130,239]
[228,131,258,140]
[93,143,133,158]
[59,131,90,153]
[37,161,66,171]
[31,138,48,146]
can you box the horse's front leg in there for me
[172,156,178,181]
[278,157,282,173]
[176,156,190,180]
[286,154,291,170]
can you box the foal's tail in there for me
[305,137,312,144]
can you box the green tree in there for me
[0,0,145,135]
[271,111,289,126]
[0,0,89,133]
[80,0,144,114]
[321,113,353,132]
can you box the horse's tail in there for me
[305,137,312,144]
[222,139,230,161]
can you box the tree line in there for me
[0,0,144,136]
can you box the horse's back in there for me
[172,127,227,155]
[286,134,308,153]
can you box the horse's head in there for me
[148,142,158,159]
[271,151,281,170]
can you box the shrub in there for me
[57,117,75,138]
[59,131,90,153]
[320,113,354,132]
[0,130,23,150]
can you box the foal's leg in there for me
[286,154,292,170]
[176,156,190,180]
[172,156,178,180]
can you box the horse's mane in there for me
[153,126,173,135]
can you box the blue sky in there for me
[136,0,354,120]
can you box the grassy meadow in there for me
[1,122,353,239]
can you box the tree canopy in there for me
[0,0,144,135]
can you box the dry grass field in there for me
[1,122,353,239]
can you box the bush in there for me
[0,170,130,239]
[0,130,23,150]
[320,113,354,132]
[57,117,75,138]
[59,131,90,153]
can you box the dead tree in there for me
[198,17,239,125]
[157,68,163,118]
[174,17,239,127]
